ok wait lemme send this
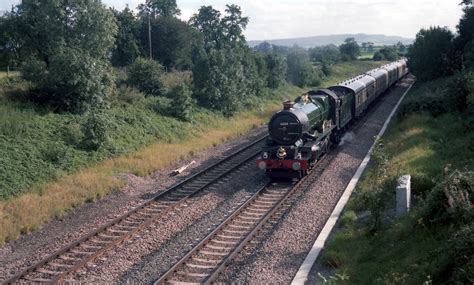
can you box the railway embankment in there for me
[313,74,474,284]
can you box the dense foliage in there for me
[127,57,166,96]
[339,37,360,61]
[4,0,118,113]
[407,27,455,81]
[373,46,399,61]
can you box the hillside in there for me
[248,33,413,48]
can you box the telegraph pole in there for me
[148,13,152,59]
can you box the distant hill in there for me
[248,33,413,48]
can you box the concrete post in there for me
[396,175,411,217]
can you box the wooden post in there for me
[7,66,9,77]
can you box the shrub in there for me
[168,83,193,121]
[421,170,473,226]
[22,48,114,113]
[127,58,166,96]
[81,111,111,150]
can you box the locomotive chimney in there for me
[283,100,294,110]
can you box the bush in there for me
[421,170,473,226]
[127,58,166,96]
[81,111,111,150]
[168,83,193,121]
[22,49,114,113]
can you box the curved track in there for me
[3,135,268,285]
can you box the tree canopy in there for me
[407,27,455,81]
[339,37,360,61]
[9,0,117,112]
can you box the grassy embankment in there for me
[0,60,383,245]
[320,74,474,284]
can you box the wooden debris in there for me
[171,160,196,176]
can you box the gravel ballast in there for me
[217,76,416,283]
[0,125,266,282]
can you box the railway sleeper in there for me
[190,257,220,264]
[36,268,63,275]
[184,263,216,270]
[23,276,54,282]
[48,262,74,268]
[222,228,247,235]
[80,244,103,250]
[205,243,234,250]
[175,270,209,278]
[107,228,131,234]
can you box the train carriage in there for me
[366,68,389,98]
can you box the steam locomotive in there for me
[256,60,408,178]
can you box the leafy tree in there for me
[169,83,193,121]
[111,6,140,67]
[456,5,474,67]
[367,42,375,52]
[309,44,340,64]
[127,57,166,96]
[253,41,273,53]
[396,41,406,53]
[0,11,22,67]
[407,26,455,81]
[222,4,249,44]
[286,50,320,87]
[373,46,399,61]
[339,37,360,61]
[12,0,117,112]
[138,16,195,70]
[190,5,255,116]
[189,6,224,52]
[264,53,287,88]
[138,0,181,18]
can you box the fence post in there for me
[7,65,9,77]
[396,175,411,217]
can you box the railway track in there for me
[155,151,335,285]
[3,135,268,285]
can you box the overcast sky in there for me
[0,0,465,41]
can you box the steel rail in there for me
[155,152,333,285]
[3,134,268,285]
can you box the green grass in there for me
[320,75,474,284]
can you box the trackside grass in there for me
[0,60,381,244]
[320,75,474,284]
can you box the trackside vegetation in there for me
[319,2,474,283]
[0,60,384,244]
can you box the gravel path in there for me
[0,125,266,282]
[217,76,416,284]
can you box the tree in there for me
[190,5,257,116]
[189,6,224,52]
[222,4,249,44]
[264,53,287,88]
[407,26,455,81]
[373,46,399,61]
[111,6,140,67]
[396,41,406,53]
[339,37,360,61]
[138,0,180,18]
[127,57,166,96]
[13,0,117,112]
[138,16,195,70]
[309,44,340,64]
[253,41,273,53]
[286,50,320,87]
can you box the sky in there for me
[0,0,465,41]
